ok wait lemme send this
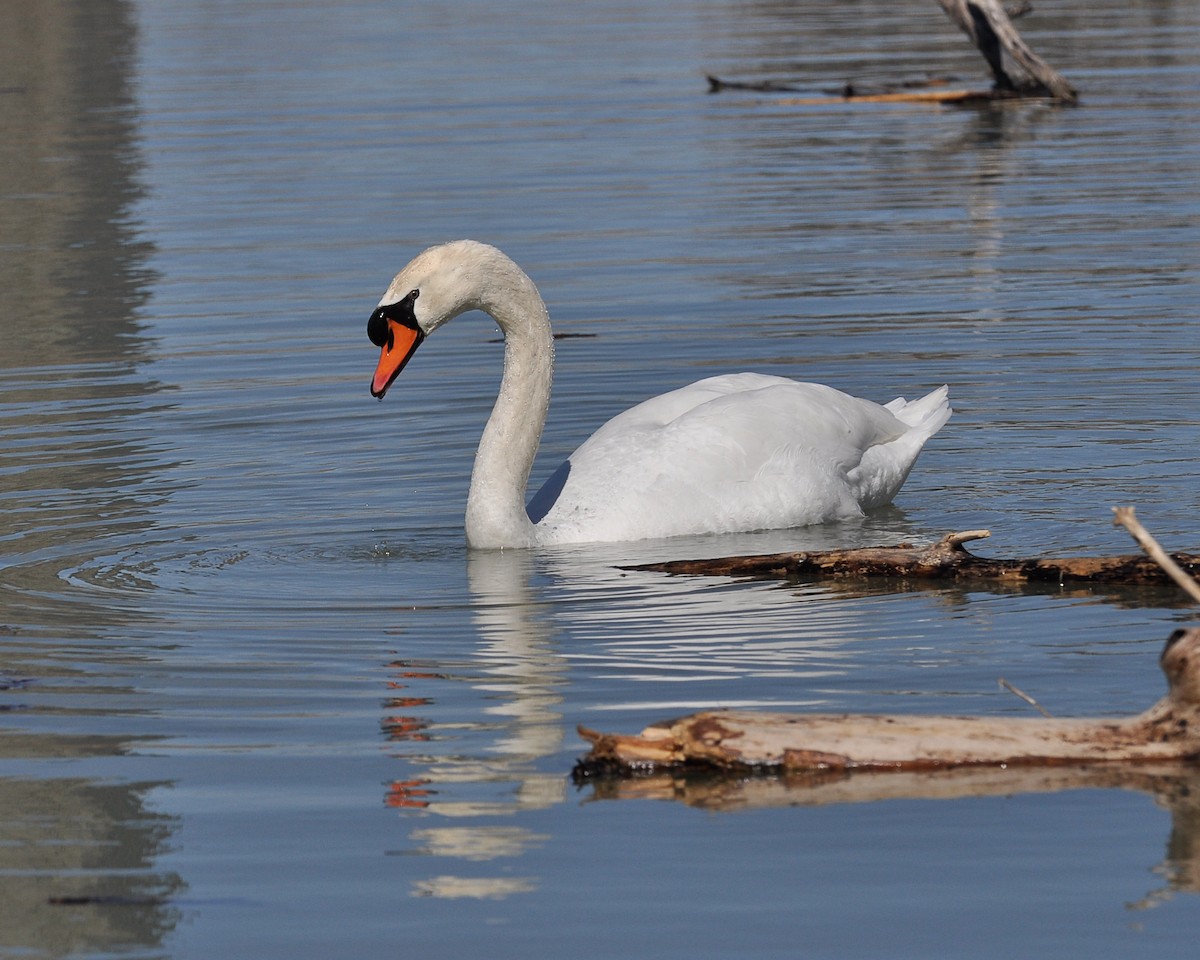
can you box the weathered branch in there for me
[620,530,1200,589]
[1114,506,1200,604]
[576,629,1200,774]
[936,0,1076,100]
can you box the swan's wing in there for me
[529,374,805,524]
[530,376,916,541]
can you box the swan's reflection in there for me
[412,875,539,900]
[386,549,565,897]
[466,549,567,766]
[387,528,900,899]
[410,825,550,861]
[384,519,1014,860]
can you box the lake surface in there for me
[2,0,1199,956]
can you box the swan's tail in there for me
[885,385,952,440]
[850,385,952,509]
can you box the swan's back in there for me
[528,375,950,544]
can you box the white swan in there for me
[367,240,951,549]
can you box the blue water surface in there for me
[1,0,1199,956]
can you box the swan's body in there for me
[367,241,951,549]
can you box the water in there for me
[2,0,1199,955]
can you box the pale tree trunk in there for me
[937,0,1077,101]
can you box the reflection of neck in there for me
[463,265,554,549]
[466,549,566,765]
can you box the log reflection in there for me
[577,762,1200,907]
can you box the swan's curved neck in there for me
[463,263,553,549]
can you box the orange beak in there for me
[371,320,425,399]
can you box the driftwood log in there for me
[577,628,1200,774]
[707,0,1075,104]
[621,530,1200,590]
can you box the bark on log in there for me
[621,530,1200,589]
[577,628,1200,774]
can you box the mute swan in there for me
[367,240,951,549]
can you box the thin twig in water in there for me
[1113,506,1200,604]
[998,677,1053,717]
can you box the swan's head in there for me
[367,240,519,399]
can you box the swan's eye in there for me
[367,289,420,348]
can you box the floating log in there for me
[621,530,1200,589]
[577,628,1200,774]
[705,75,986,104]
[707,74,995,107]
